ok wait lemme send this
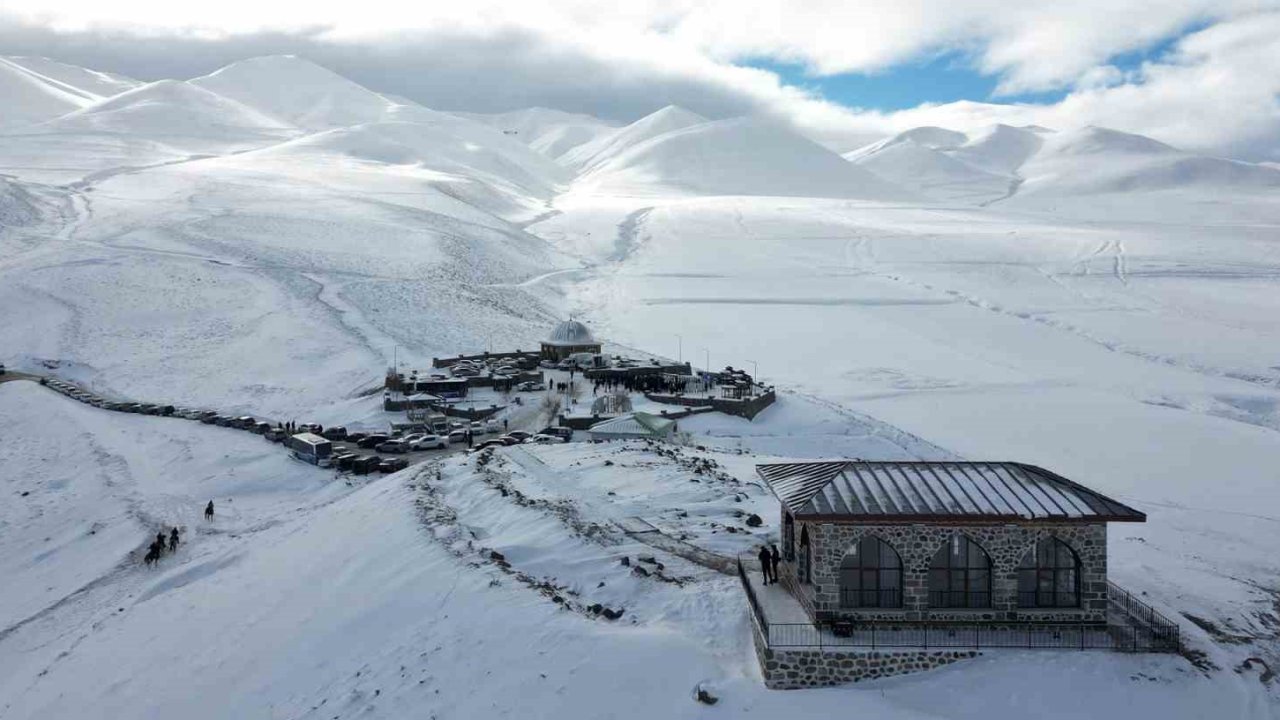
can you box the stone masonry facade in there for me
[750,616,979,688]
[782,509,1108,623]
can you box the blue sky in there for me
[749,33,1192,112]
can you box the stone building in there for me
[540,319,602,362]
[757,460,1145,625]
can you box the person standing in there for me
[770,544,781,585]
[757,545,773,585]
[205,500,215,521]
[169,527,180,552]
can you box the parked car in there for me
[471,439,508,452]
[379,457,410,473]
[494,365,518,375]
[410,434,447,451]
[334,453,360,471]
[505,431,533,442]
[517,381,546,392]
[321,426,348,441]
[531,433,567,444]
[263,428,287,442]
[470,421,485,434]
[376,439,409,454]
[485,419,501,433]
[358,433,390,449]
[159,405,176,416]
[540,426,573,441]
[199,412,219,424]
[252,421,272,434]
[140,404,162,415]
[447,429,468,444]
[451,366,479,377]
[352,456,381,475]
[345,432,368,444]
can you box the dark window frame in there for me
[799,526,812,584]
[783,513,796,562]
[838,536,903,608]
[928,535,993,609]
[1017,536,1081,608]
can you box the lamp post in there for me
[701,347,710,373]
[675,334,682,363]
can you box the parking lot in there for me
[25,373,570,477]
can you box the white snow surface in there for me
[3,54,1280,717]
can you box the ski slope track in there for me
[2,54,1280,718]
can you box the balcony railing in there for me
[737,558,1179,653]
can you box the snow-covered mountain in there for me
[849,122,1280,206]
[459,106,619,160]
[3,53,1280,720]
[0,55,139,130]
[575,116,911,199]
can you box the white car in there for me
[447,429,468,443]
[401,433,427,445]
[411,434,447,450]
[485,419,501,433]
[531,434,566,444]
[469,421,485,434]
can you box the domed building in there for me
[541,319,602,361]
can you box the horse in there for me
[144,544,161,567]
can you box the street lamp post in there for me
[675,334,682,363]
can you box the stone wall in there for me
[749,617,978,689]
[782,511,1107,623]
[645,388,777,420]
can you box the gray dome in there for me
[544,319,597,346]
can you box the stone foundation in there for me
[751,620,978,688]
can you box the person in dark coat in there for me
[169,527,180,552]
[770,544,781,584]
[757,545,773,585]
[155,531,167,554]
[205,500,215,521]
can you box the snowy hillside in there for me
[0,56,138,130]
[560,105,708,172]
[850,122,1280,210]
[572,116,911,200]
[459,106,619,160]
[32,79,296,153]
[2,53,1280,719]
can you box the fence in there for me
[738,558,1179,653]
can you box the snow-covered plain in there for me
[2,54,1279,717]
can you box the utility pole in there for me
[675,334,682,363]
[701,347,710,373]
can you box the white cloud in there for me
[1,2,1277,159]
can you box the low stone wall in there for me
[645,388,776,420]
[750,619,978,689]
[557,405,714,430]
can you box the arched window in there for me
[928,535,992,608]
[798,527,812,584]
[839,536,903,608]
[1017,536,1081,608]
[783,513,795,562]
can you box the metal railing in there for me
[738,557,1179,653]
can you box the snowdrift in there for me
[0,176,44,227]
[34,80,296,152]
[575,116,911,200]
[559,105,708,172]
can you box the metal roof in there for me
[756,461,1145,523]
[544,319,597,347]
[589,411,676,437]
